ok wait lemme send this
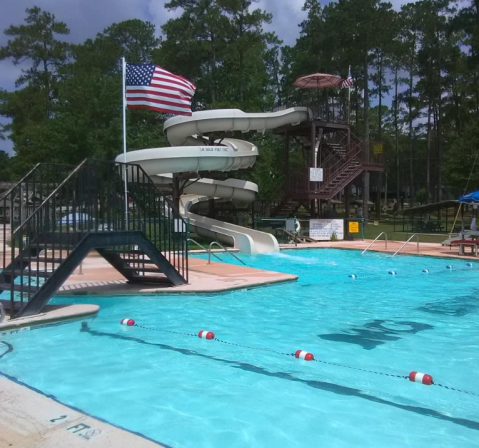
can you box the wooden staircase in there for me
[285,131,371,200]
[0,160,189,318]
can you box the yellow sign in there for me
[349,221,359,233]
[373,144,383,154]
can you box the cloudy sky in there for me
[0,0,403,155]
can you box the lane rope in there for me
[122,319,479,396]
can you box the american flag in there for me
[341,68,353,88]
[125,63,196,116]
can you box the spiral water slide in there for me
[118,107,311,254]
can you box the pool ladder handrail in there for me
[187,238,223,263]
[362,232,388,254]
[208,241,246,265]
[392,234,419,257]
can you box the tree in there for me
[161,0,229,106]
[104,20,160,64]
[0,6,69,117]
[219,0,278,106]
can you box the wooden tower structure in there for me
[272,118,383,218]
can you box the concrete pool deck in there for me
[54,252,298,297]
[280,239,478,259]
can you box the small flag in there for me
[341,66,353,88]
[341,76,353,88]
[125,63,196,116]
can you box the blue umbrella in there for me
[458,191,479,203]
[57,213,93,225]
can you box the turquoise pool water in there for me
[1,249,479,448]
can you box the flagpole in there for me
[121,57,129,229]
[347,65,351,124]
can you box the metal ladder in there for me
[187,238,223,262]
[362,232,388,254]
[392,234,419,257]
[187,238,246,266]
[208,242,246,265]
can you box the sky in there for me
[0,0,405,156]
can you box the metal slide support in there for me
[392,234,419,257]
[207,241,246,265]
[362,232,388,254]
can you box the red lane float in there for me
[198,330,215,340]
[120,318,135,326]
[295,350,314,361]
[409,371,433,385]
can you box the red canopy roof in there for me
[293,73,344,89]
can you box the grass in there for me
[361,222,448,244]
[187,233,234,251]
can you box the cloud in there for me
[257,0,307,46]
[0,116,14,155]
[147,0,182,35]
[0,61,23,91]
[0,0,172,49]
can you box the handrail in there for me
[13,159,89,235]
[187,238,223,262]
[362,232,388,254]
[5,159,189,317]
[0,163,41,201]
[392,234,419,257]
[207,241,246,265]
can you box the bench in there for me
[450,239,479,257]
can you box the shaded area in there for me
[319,319,434,349]
[0,340,13,358]
[80,322,479,431]
[417,294,479,317]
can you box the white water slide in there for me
[117,107,311,254]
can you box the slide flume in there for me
[118,107,311,254]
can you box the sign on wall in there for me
[285,218,297,232]
[309,167,323,182]
[373,144,383,154]
[349,221,359,233]
[309,219,344,240]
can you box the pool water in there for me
[1,249,479,448]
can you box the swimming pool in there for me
[1,249,479,448]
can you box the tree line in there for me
[0,0,478,208]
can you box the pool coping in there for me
[279,240,479,261]
[0,373,170,448]
[56,274,298,297]
[0,304,99,333]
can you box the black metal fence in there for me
[1,163,75,271]
[1,159,188,314]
